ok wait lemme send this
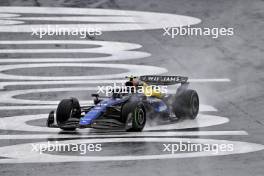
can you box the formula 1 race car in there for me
[46,75,199,132]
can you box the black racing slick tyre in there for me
[122,101,146,132]
[172,89,199,119]
[56,98,81,131]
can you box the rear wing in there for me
[139,75,188,85]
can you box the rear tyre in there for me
[172,89,199,119]
[56,98,81,131]
[122,101,146,132]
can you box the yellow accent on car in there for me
[142,82,163,98]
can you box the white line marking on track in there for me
[0,87,98,105]
[0,13,20,18]
[0,131,248,140]
[189,78,231,82]
[0,114,227,132]
[0,138,263,163]
[0,6,201,32]
[0,19,23,25]
[0,40,151,62]
[0,80,124,89]
[0,63,167,80]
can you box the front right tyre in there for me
[122,101,146,132]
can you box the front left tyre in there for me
[56,97,81,131]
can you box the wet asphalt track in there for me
[0,0,264,175]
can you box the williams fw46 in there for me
[46,75,199,132]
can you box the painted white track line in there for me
[0,40,151,62]
[0,138,263,163]
[189,78,231,82]
[0,131,248,140]
[0,63,167,80]
[0,6,201,32]
[0,80,124,89]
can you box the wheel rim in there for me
[136,107,145,125]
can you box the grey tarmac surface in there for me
[0,0,263,176]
